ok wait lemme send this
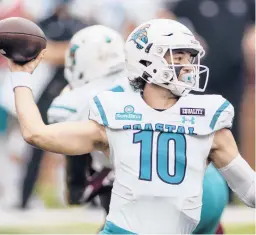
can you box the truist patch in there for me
[180,108,205,116]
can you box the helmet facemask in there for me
[141,46,209,97]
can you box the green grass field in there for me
[0,223,254,234]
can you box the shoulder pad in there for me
[88,91,136,127]
[208,96,234,131]
[109,78,134,93]
[181,94,234,134]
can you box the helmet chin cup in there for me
[180,73,196,86]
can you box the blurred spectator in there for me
[68,0,126,32]
[241,25,255,170]
[122,0,166,38]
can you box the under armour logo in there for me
[182,116,195,125]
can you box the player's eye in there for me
[175,56,183,61]
[173,54,185,63]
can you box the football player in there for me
[8,19,255,234]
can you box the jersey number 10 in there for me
[133,131,187,184]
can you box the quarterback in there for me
[49,24,228,234]
[8,19,255,234]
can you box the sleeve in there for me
[88,95,108,126]
[209,98,234,131]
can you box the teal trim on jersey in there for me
[99,221,136,234]
[210,100,230,130]
[110,85,124,92]
[50,105,77,113]
[93,96,109,126]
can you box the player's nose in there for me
[181,66,193,74]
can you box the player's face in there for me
[172,50,193,65]
[164,50,194,80]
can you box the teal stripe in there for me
[100,221,136,234]
[93,96,109,126]
[110,85,124,92]
[210,100,230,130]
[0,106,8,133]
[50,105,77,113]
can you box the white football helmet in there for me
[65,25,125,88]
[125,19,209,96]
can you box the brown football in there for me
[0,17,47,64]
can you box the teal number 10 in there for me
[133,131,187,184]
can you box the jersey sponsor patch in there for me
[180,108,205,116]
[115,105,142,121]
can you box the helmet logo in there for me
[129,24,150,49]
[69,44,79,67]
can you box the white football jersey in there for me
[47,72,131,169]
[48,73,124,124]
[88,88,234,234]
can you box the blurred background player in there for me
[47,25,126,218]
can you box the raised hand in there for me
[8,49,47,74]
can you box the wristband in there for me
[11,72,33,91]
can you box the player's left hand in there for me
[8,49,47,74]
[81,168,114,203]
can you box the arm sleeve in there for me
[218,155,255,208]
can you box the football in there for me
[0,17,47,64]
